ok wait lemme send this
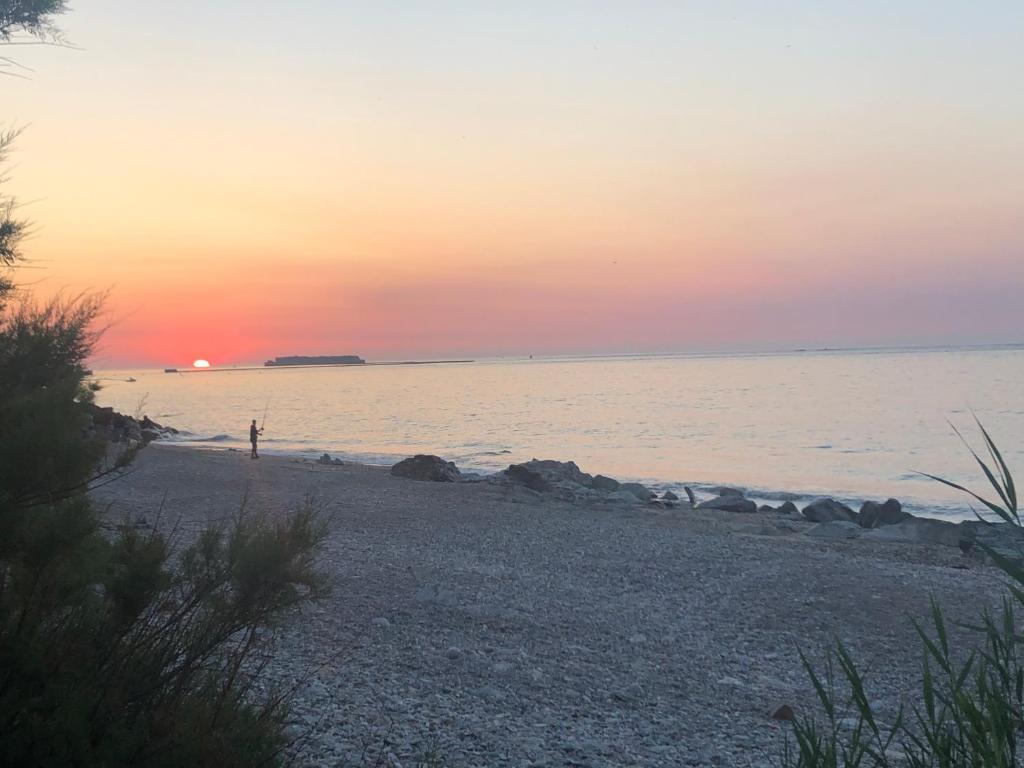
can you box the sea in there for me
[93,346,1024,521]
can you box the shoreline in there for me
[156,435,973,522]
[89,443,1009,766]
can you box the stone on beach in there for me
[862,517,968,549]
[697,495,757,513]
[802,498,857,523]
[504,459,593,492]
[620,482,655,501]
[714,487,746,497]
[591,474,621,492]
[857,498,910,528]
[390,454,462,482]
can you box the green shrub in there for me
[0,297,329,768]
[784,420,1024,767]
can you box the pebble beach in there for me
[91,444,1010,767]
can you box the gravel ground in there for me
[92,445,1009,768]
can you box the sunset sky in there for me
[6,1,1023,367]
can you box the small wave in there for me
[170,433,235,443]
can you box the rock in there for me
[493,661,513,675]
[607,490,642,505]
[139,415,162,430]
[776,501,798,515]
[967,522,1024,563]
[140,428,161,444]
[93,406,115,426]
[620,482,655,501]
[390,454,461,482]
[758,505,775,513]
[371,617,391,629]
[506,464,551,491]
[863,517,971,549]
[591,474,621,492]
[684,486,697,505]
[504,459,593,492]
[805,520,862,540]
[698,496,757,513]
[857,499,910,528]
[715,487,746,497]
[802,498,856,523]
[771,704,795,721]
[319,453,334,465]
[445,646,464,660]
[663,491,679,501]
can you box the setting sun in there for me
[192,359,211,369]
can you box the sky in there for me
[5,1,1024,367]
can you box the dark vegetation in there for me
[1,3,330,765]
[785,422,1024,767]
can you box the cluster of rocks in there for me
[389,455,1024,564]
[88,406,178,446]
[389,455,678,506]
[318,453,344,466]
[686,486,1024,562]
[496,459,671,506]
[390,454,462,483]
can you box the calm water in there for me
[95,348,1024,520]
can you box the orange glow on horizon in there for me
[192,359,211,369]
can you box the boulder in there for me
[662,491,679,501]
[698,496,757,513]
[771,704,796,721]
[607,490,643,505]
[504,459,593,492]
[805,520,862,540]
[93,406,115,426]
[715,487,746,497]
[140,415,162,430]
[966,522,1024,563]
[620,482,655,501]
[506,464,550,491]
[862,517,967,549]
[591,474,621,492]
[802,498,856,523]
[857,498,910,529]
[391,455,462,483]
[762,501,799,515]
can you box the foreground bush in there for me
[784,421,1023,767]
[0,296,329,767]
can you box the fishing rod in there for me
[259,396,271,433]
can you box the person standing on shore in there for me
[250,419,263,459]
